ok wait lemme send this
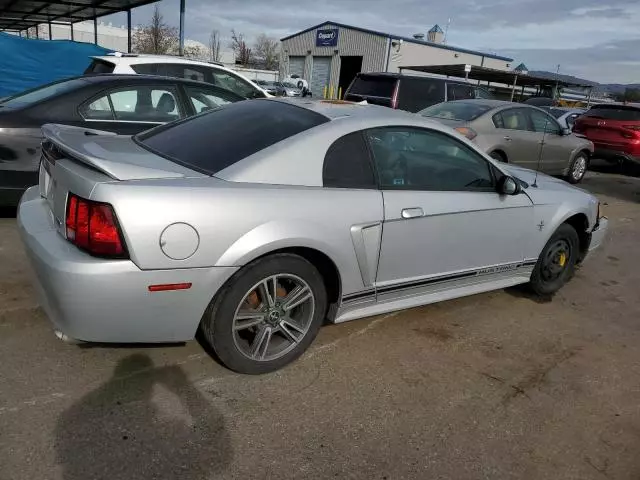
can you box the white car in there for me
[84,53,270,100]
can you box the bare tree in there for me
[133,5,178,54]
[254,33,279,70]
[230,29,252,66]
[209,30,222,62]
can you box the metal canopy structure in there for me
[400,63,596,104]
[0,0,192,55]
[0,0,156,31]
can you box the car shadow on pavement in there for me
[0,206,17,218]
[585,161,640,204]
[54,354,233,480]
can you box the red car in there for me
[573,104,640,165]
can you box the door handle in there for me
[503,136,512,141]
[401,207,424,219]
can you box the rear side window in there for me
[131,64,158,75]
[585,106,640,121]
[323,132,375,189]
[397,78,445,112]
[348,75,396,97]
[136,100,329,175]
[83,59,115,74]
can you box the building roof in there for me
[0,0,160,32]
[428,24,444,33]
[280,20,513,62]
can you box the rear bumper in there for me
[17,186,238,343]
[593,146,640,165]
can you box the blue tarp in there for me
[0,32,113,97]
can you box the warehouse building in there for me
[280,20,514,97]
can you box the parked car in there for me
[0,74,244,206]
[255,80,282,96]
[573,103,640,166]
[420,99,594,183]
[281,82,302,97]
[18,99,607,374]
[344,72,493,113]
[84,53,269,99]
[543,107,585,131]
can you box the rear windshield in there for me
[420,101,492,121]
[84,59,115,74]
[0,78,88,108]
[585,105,640,121]
[135,100,329,175]
[348,75,397,98]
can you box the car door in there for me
[527,108,570,175]
[365,126,534,302]
[492,108,543,169]
[79,85,183,135]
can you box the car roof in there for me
[92,54,234,71]
[356,72,471,84]
[80,73,241,91]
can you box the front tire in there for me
[566,152,589,183]
[529,224,579,296]
[201,254,327,374]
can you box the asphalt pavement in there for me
[1,166,640,480]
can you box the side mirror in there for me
[561,127,571,136]
[497,175,522,195]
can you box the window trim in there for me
[322,130,378,190]
[363,125,498,193]
[78,84,184,124]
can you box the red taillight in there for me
[65,193,126,257]
[391,81,399,109]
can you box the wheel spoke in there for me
[250,326,272,359]
[258,277,276,308]
[279,318,305,344]
[234,311,265,331]
[282,285,312,312]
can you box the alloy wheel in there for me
[231,274,315,362]
[572,156,587,181]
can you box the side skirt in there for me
[334,263,535,324]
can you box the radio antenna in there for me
[532,64,560,188]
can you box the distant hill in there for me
[529,70,640,95]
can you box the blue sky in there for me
[100,0,640,84]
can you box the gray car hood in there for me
[502,164,593,204]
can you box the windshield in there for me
[282,82,298,89]
[420,101,492,121]
[135,100,328,175]
[0,78,87,108]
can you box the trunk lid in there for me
[39,124,205,237]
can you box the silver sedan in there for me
[18,99,608,374]
[420,100,594,183]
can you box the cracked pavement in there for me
[1,165,640,479]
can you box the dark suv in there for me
[344,72,493,113]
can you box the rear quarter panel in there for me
[91,178,383,297]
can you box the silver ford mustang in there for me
[18,99,608,374]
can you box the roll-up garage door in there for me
[288,56,305,79]
[310,56,331,97]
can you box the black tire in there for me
[200,254,327,374]
[529,224,579,296]
[490,151,507,162]
[566,152,589,184]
